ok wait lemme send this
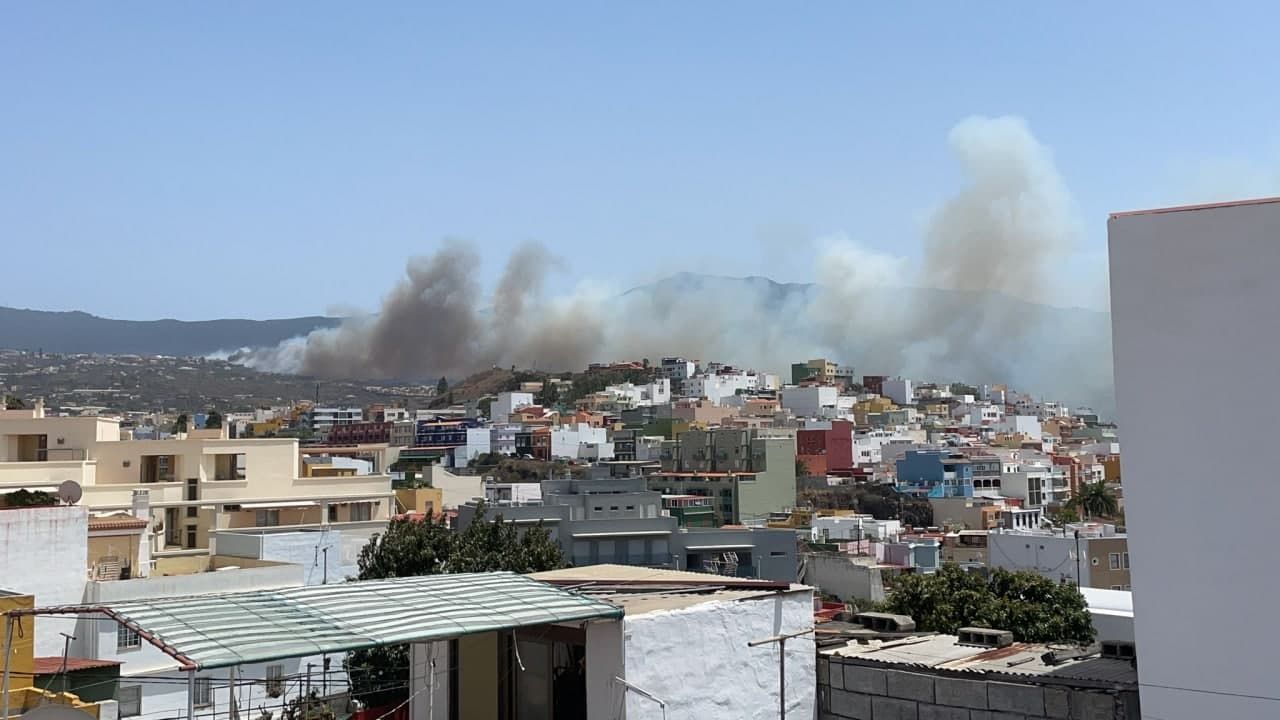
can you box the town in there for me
[2,337,1136,719]
[6,4,1275,719]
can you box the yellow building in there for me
[0,592,114,720]
[0,403,393,565]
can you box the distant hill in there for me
[0,307,341,356]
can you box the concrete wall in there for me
[819,658,1138,720]
[800,553,887,602]
[1109,201,1280,719]
[216,529,348,584]
[623,589,815,720]
[426,465,483,509]
[0,505,90,654]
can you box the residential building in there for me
[488,422,519,455]
[1109,199,1279,720]
[779,385,838,418]
[940,530,989,566]
[550,423,609,460]
[881,377,914,405]
[996,414,1042,438]
[657,356,697,395]
[601,378,671,407]
[0,406,393,568]
[389,419,416,447]
[819,626,1139,720]
[660,494,715,527]
[791,358,837,385]
[456,475,678,567]
[862,375,888,395]
[929,495,1005,530]
[796,420,854,476]
[652,427,797,525]
[323,420,390,445]
[987,523,1130,588]
[670,525,797,581]
[895,449,974,498]
[684,371,757,404]
[490,391,534,422]
[810,515,901,542]
[667,398,739,427]
[303,406,362,436]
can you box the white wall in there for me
[0,505,89,654]
[493,392,534,421]
[882,378,913,406]
[622,589,815,720]
[779,386,837,418]
[1110,201,1280,719]
[799,554,886,603]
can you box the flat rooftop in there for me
[1110,195,1280,218]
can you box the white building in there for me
[882,377,914,406]
[489,423,520,455]
[987,523,1128,589]
[305,406,362,435]
[491,391,534,422]
[550,423,609,459]
[603,378,671,407]
[779,385,838,418]
[997,458,1068,507]
[996,414,1042,438]
[450,427,492,466]
[685,372,758,404]
[811,515,902,542]
[1109,198,1280,719]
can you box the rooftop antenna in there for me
[57,480,83,506]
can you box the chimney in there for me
[131,489,151,521]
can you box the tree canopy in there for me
[204,409,223,429]
[1072,481,1119,520]
[345,508,565,706]
[171,413,189,434]
[884,564,1094,644]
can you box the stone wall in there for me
[818,655,1140,720]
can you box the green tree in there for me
[795,457,810,478]
[4,395,26,410]
[1048,508,1080,526]
[436,376,449,395]
[1071,481,1119,520]
[171,413,189,434]
[884,564,1094,643]
[2,489,58,507]
[345,509,565,706]
[204,410,223,429]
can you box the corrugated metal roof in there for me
[32,657,122,674]
[99,572,622,670]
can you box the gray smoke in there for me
[239,115,1114,410]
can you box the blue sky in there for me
[4,2,1278,320]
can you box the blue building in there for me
[414,418,481,448]
[895,450,974,498]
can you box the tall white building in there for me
[1110,198,1280,719]
[882,377,914,406]
[305,406,362,434]
[491,391,534,421]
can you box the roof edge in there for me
[1110,195,1280,219]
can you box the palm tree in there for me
[1072,480,1119,520]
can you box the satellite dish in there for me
[58,480,83,505]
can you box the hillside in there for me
[0,306,340,356]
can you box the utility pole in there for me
[748,627,814,720]
[1074,529,1082,588]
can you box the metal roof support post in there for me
[186,670,195,720]
[2,616,14,720]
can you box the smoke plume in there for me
[238,115,1114,410]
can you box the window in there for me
[266,665,284,696]
[118,685,141,717]
[117,624,141,650]
[186,506,199,518]
[185,529,197,549]
[256,509,281,527]
[350,503,372,522]
[1111,585,1124,591]
[1122,552,1130,569]
[328,505,339,522]
[1109,552,1121,570]
[193,677,213,708]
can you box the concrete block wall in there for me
[818,656,1138,720]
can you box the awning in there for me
[680,543,755,550]
[16,572,622,670]
[238,500,318,509]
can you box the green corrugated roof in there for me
[103,572,622,669]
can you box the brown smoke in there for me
[240,116,1114,409]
